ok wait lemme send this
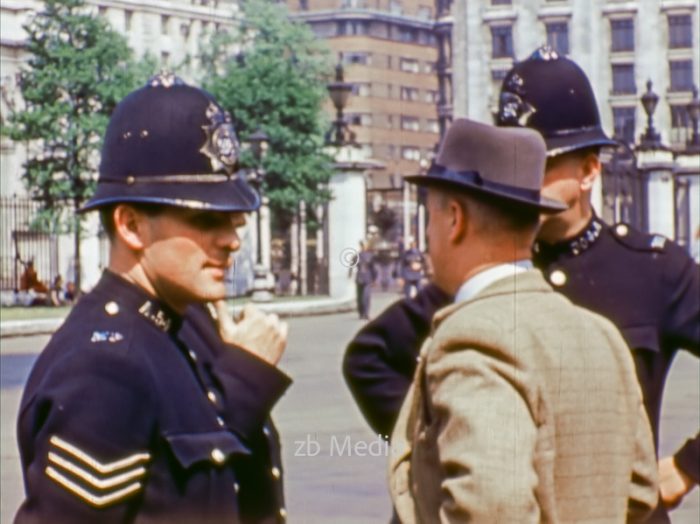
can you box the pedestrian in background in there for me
[399,239,425,299]
[390,118,658,522]
[16,73,291,523]
[351,240,377,320]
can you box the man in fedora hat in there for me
[388,118,658,522]
[16,74,291,523]
[345,47,699,520]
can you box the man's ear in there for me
[448,198,467,243]
[113,204,149,251]
[580,152,601,191]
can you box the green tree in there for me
[200,0,334,227]
[2,0,153,292]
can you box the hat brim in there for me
[543,128,617,157]
[405,175,567,214]
[79,176,260,213]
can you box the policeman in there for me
[16,74,291,523]
[343,47,699,520]
[398,239,425,299]
[353,240,377,320]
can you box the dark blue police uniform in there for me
[400,248,425,299]
[355,250,377,319]
[16,271,291,523]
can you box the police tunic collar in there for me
[534,215,604,260]
[95,270,182,334]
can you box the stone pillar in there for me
[299,201,307,296]
[674,152,700,259]
[590,173,604,216]
[403,182,411,241]
[260,196,271,270]
[417,203,426,252]
[637,149,676,238]
[326,146,383,299]
[79,213,102,291]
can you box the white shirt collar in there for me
[454,260,534,304]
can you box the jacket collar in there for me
[533,213,604,262]
[92,270,182,334]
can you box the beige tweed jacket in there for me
[389,270,658,523]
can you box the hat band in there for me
[428,165,542,202]
[541,125,601,138]
[100,173,237,185]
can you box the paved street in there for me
[2,292,699,523]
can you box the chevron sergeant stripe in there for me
[49,436,151,474]
[45,466,142,508]
[48,452,147,490]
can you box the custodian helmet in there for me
[496,46,617,157]
[80,72,259,213]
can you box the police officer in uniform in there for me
[16,74,291,523]
[343,48,699,520]
[398,239,425,299]
[353,241,377,320]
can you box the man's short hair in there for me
[435,189,540,237]
[99,203,166,240]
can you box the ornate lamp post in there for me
[686,85,700,153]
[639,80,661,149]
[326,62,355,146]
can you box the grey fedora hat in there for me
[406,118,566,213]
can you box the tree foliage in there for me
[2,0,152,232]
[200,0,334,225]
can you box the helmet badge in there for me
[200,103,240,175]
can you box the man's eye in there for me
[188,213,227,229]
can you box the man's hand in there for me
[213,301,287,366]
[658,456,695,509]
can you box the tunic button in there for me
[271,466,281,479]
[263,425,271,437]
[615,224,629,236]
[207,390,217,403]
[549,269,567,287]
[188,349,197,362]
[279,507,287,519]
[233,482,240,493]
[211,448,225,464]
[217,416,226,427]
[104,301,120,315]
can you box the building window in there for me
[400,86,420,101]
[417,6,432,19]
[491,0,511,4]
[348,113,372,126]
[389,0,403,15]
[670,60,694,92]
[610,18,634,52]
[344,52,371,66]
[426,120,440,133]
[161,15,170,35]
[546,22,569,55]
[668,14,692,49]
[491,25,514,58]
[400,58,420,73]
[351,82,371,96]
[425,90,438,103]
[398,27,419,43]
[401,116,420,131]
[670,105,690,146]
[611,64,636,94]
[402,146,421,160]
[125,10,133,31]
[612,107,636,144]
[161,51,171,67]
[338,21,369,36]
[98,6,107,16]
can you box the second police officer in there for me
[16,74,291,523]
[343,47,699,520]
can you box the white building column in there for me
[637,149,676,238]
